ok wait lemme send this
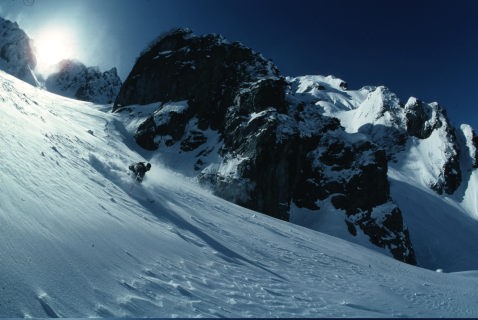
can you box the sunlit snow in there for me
[1,71,478,317]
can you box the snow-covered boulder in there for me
[45,59,122,104]
[0,17,38,86]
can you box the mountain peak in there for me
[45,59,122,104]
[111,29,478,267]
[114,28,280,113]
[112,30,423,264]
[0,18,122,104]
[0,16,37,86]
[140,27,194,56]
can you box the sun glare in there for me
[33,26,77,75]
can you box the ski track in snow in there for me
[1,71,478,317]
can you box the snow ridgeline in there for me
[44,59,122,104]
[1,70,478,317]
[286,75,478,271]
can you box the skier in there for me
[128,162,151,182]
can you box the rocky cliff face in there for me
[114,28,279,128]
[114,29,425,264]
[298,80,464,196]
[45,59,122,104]
[0,17,38,86]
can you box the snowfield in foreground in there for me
[1,71,478,317]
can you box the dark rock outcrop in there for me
[403,98,461,195]
[114,27,280,130]
[45,59,122,104]
[114,29,417,264]
[470,129,478,169]
[332,88,462,197]
[0,17,38,86]
[404,98,440,139]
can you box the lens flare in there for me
[33,26,77,75]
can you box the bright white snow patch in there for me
[394,130,455,189]
[153,100,189,125]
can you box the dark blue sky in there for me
[2,0,477,129]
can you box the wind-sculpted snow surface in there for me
[2,70,478,317]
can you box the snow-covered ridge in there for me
[45,59,122,104]
[288,75,475,197]
[286,75,478,271]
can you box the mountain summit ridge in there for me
[111,29,427,264]
[113,29,478,267]
[45,59,122,104]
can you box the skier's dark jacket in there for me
[129,162,151,182]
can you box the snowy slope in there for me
[1,71,478,317]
